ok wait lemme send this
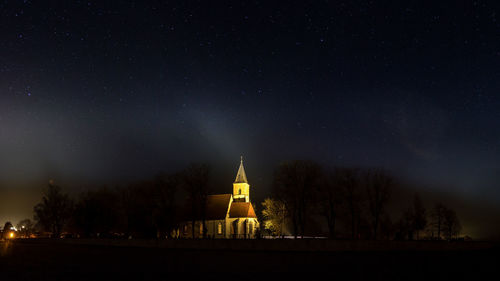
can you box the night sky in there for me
[1,1,499,237]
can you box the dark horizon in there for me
[2,158,500,240]
[1,1,499,239]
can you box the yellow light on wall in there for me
[9,232,14,238]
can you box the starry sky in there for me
[0,1,499,236]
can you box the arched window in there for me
[217,222,222,234]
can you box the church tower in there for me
[233,156,250,202]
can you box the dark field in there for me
[0,239,498,280]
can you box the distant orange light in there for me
[9,232,14,238]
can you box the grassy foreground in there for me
[0,239,498,280]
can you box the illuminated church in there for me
[179,157,259,239]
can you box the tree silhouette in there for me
[318,167,344,238]
[73,187,120,238]
[273,160,322,238]
[365,169,392,240]
[443,208,461,240]
[152,172,180,238]
[397,207,414,240]
[379,214,394,240]
[340,168,364,239]
[2,221,13,239]
[430,203,447,239]
[412,193,427,240]
[119,181,158,238]
[16,219,34,238]
[33,184,73,238]
[182,163,211,238]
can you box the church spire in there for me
[234,156,248,183]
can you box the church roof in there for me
[234,157,248,183]
[205,194,232,220]
[181,194,231,221]
[182,194,257,221]
[229,202,257,218]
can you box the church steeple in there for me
[233,156,250,202]
[234,156,248,183]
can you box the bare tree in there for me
[119,182,154,238]
[398,207,414,240]
[430,203,446,240]
[341,168,363,239]
[152,172,180,238]
[412,193,427,240]
[273,160,322,238]
[443,208,461,240]
[182,163,211,238]
[33,184,73,238]
[73,187,120,238]
[379,214,394,240]
[318,167,344,238]
[365,169,392,240]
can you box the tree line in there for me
[13,160,462,240]
[262,160,462,240]
[21,163,210,239]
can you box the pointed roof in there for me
[234,156,248,183]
